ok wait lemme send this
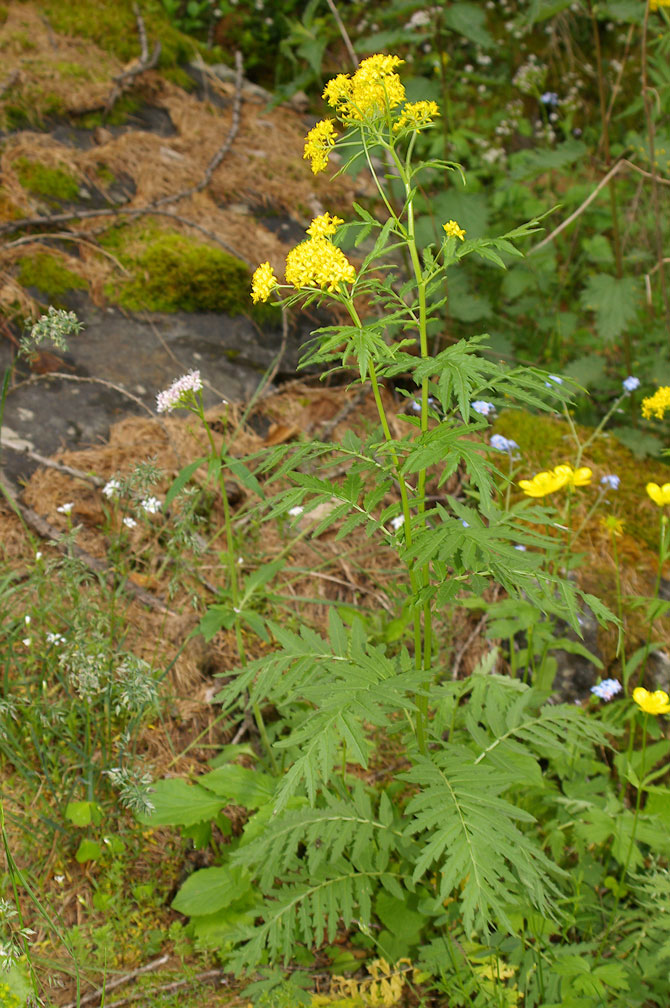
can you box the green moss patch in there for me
[15,157,80,203]
[17,252,87,300]
[104,229,252,315]
[41,0,200,71]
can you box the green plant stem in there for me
[610,529,627,686]
[637,511,668,690]
[598,712,648,959]
[197,399,277,772]
[388,140,435,714]
[641,0,670,336]
[588,0,629,370]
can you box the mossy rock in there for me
[104,230,253,315]
[40,0,205,74]
[17,252,87,301]
[14,157,80,203]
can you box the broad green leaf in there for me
[579,274,639,342]
[65,800,101,827]
[140,778,225,826]
[199,765,277,808]
[172,864,251,916]
[75,838,103,863]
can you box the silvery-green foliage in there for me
[20,306,83,357]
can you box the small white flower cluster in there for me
[513,54,546,96]
[141,496,162,514]
[57,502,74,515]
[156,370,202,413]
[46,631,66,646]
[103,477,121,498]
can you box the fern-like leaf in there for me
[402,745,564,934]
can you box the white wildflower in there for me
[156,370,202,413]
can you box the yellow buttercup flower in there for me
[642,386,670,420]
[306,213,344,238]
[250,262,278,304]
[323,54,405,122]
[285,236,356,292]
[553,464,592,488]
[443,220,466,241]
[393,100,439,132]
[303,119,338,175]
[633,687,670,715]
[646,482,670,506]
[519,463,591,498]
[519,469,568,498]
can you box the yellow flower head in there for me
[519,463,591,498]
[646,482,670,506]
[285,236,356,292]
[633,686,670,715]
[250,261,278,304]
[519,469,568,498]
[303,119,338,175]
[443,220,466,241]
[323,54,405,122]
[553,463,592,488]
[393,100,439,132]
[642,386,670,420]
[600,515,624,537]
[306,212,344,238]
[650,0,670,10]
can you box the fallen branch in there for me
[529,159,624,254]
[0,204,252,265]
[1,437,105,488]
[62,955,169,1008]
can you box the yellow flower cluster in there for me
[443,219,466,241]
[633,687,670,715]
[650,0,670,10]
[250,261,278,304]
[285,236,356,292]
[303,119,338,175]
[646,482,670,506]
[641,386,670,420]
[323,54,405,121]
[393,100,439,132]
[306,212,344,238]
[519,463,592,498]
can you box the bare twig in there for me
[641,1,670,330]
[528,160,624,254]
[3,232,131,275]
[621,158,670,186]
[197,50,244,191]
[11,371,157,418]
[152,49,245,208]
[132,1,149,64]
[325,0,358,69]
[0,205,252,265]
[96,969,226,1008]
[62,955,169,1008]
[1,437,105,487]
[105,41,161,113]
